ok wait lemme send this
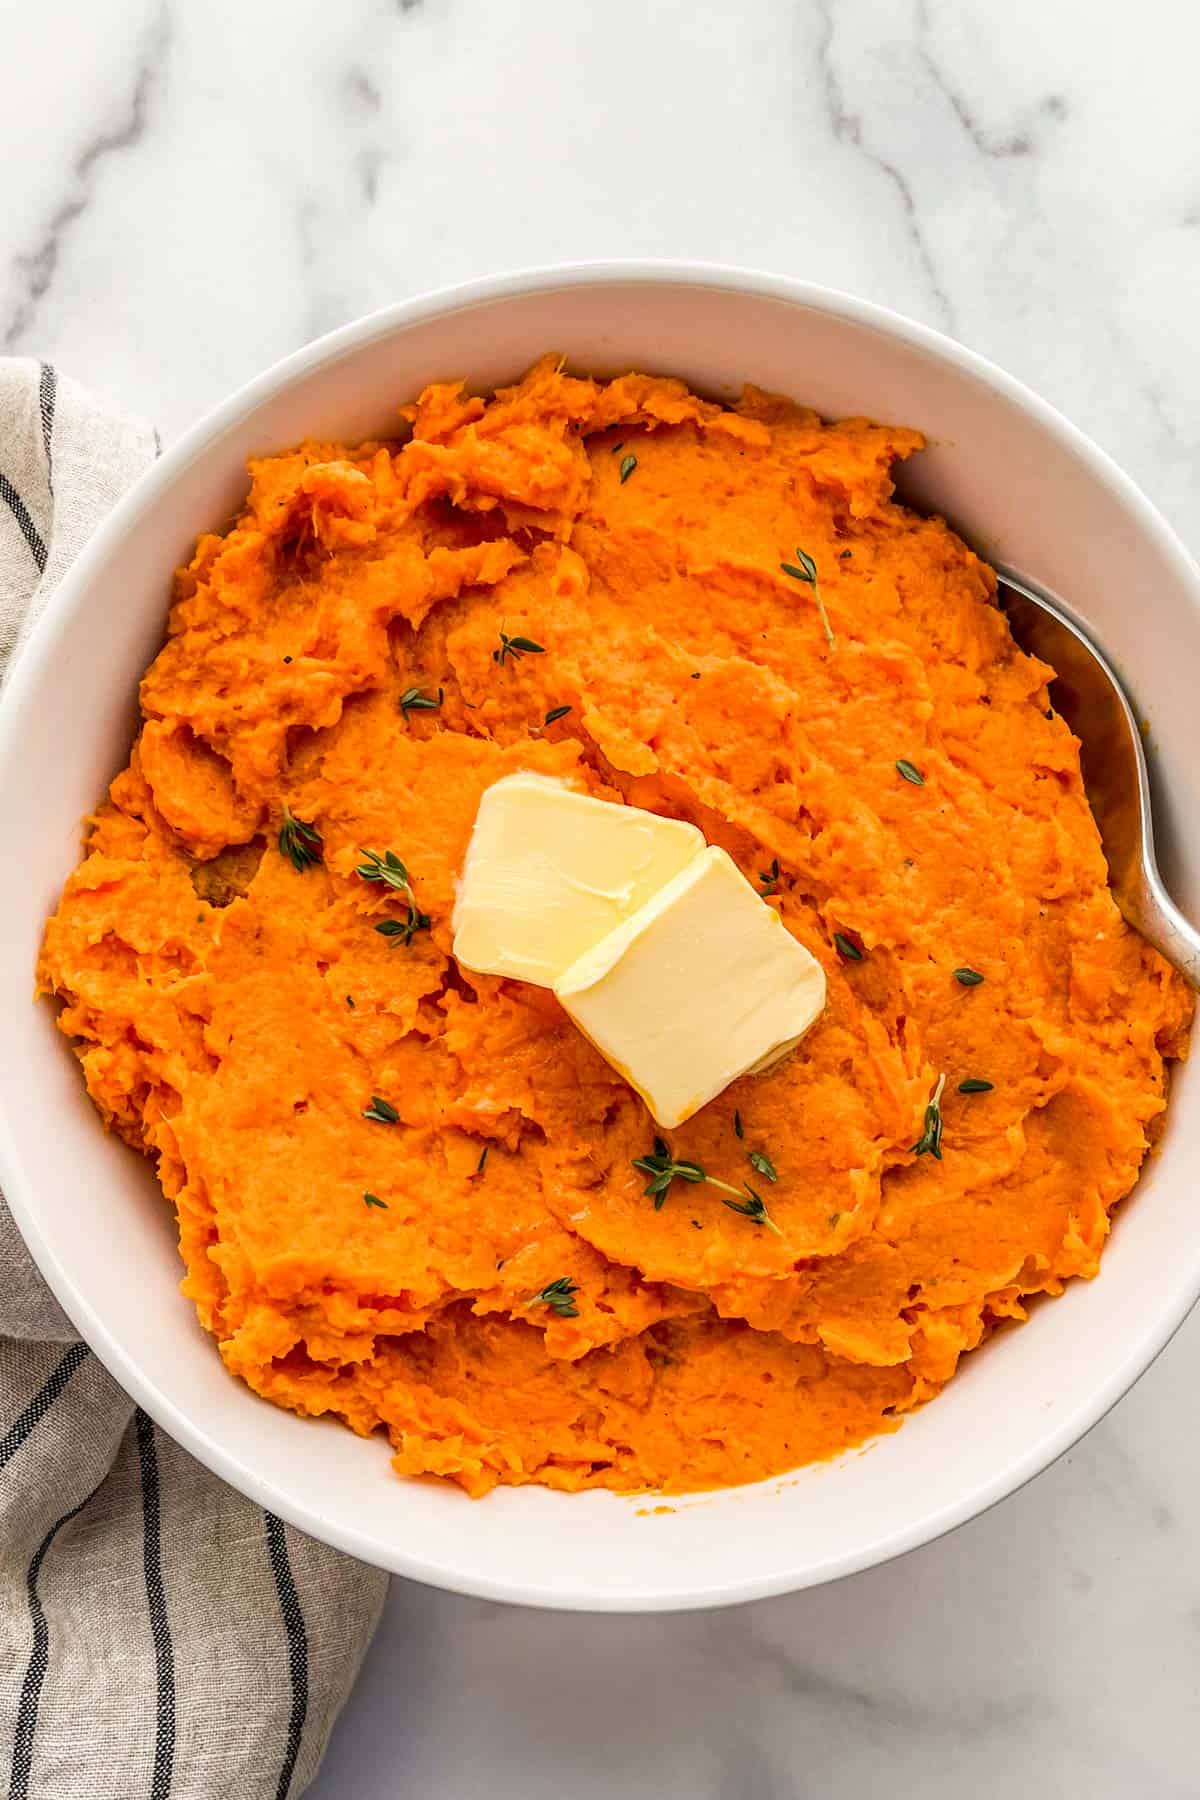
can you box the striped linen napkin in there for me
[0,360,387,1800]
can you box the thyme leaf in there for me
[362,1095,400,1124]
[356,847,413,892]
[721,1184,782,1237]
[528,1276,580,1319]
[375,912,431,946]
[781,548,818,583]
[279,806,323,872]
[493,631,545,666]
[912,1073,947,1160]
[632,1137,707,1209]
[399,685,443,717]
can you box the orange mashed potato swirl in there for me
[38,357,1191,1497]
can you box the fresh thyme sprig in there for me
[528,1276,580,1319]
[363,1191,388,1210]
[493,631,545,666]
[278,806,323,871]
[780,546,835,647]
[912,1073,947,1160]
[758,858,780,895]
[362,1095,399,1124]
[375,911,431,947]
[632,1138,706,1209]
[721,1185,782,1237]
[357,848,431,947]
[399,685,442,718]
[356,847,415,893]
[632,1139,782,1234]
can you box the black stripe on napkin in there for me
[0,1343,89,1472]
[0,471,47,574]
[38,363,56,488]
[9,1477,106,1800]
[265,1512,309,1800]
[136,1410,176,1800]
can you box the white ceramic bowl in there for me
[3,264,1199,1612]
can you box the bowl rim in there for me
[4,258,1199,1612]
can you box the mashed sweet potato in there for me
[38,357,1191,1496]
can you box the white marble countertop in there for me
[6,0,1200,1791]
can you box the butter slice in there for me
[554,847,826,1128]
[452,772,705,986]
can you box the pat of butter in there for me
[554,847,826,1128]
[452,772,705,986]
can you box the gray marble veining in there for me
[3,0,1199,1792]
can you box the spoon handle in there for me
[1121,864,1200,990]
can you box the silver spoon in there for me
[998,572,1200,988]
